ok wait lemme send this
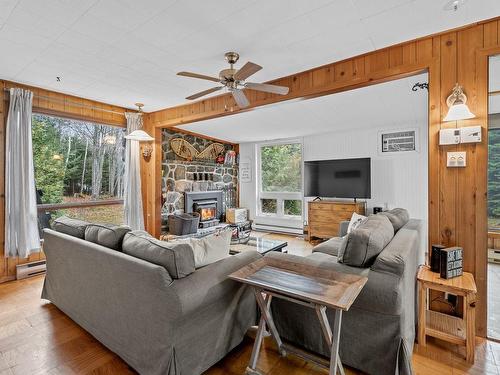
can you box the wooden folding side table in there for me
[229,257,367,375]
[417,265,477,363]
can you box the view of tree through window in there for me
[489,129,500,229]
[259,143,302,217]
[32,114,125,224]
[261,143,302,192]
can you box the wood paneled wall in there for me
[143,17,500,336]
[0,80,130,283]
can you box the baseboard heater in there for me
[253,223,304,235]
[16,260,46,280]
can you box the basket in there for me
[168,212,200,235]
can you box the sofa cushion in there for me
[312,237,344,257]
[53,216,89,239]
[84,224,131,251]
[378,208,410,232]
[122,230,195,279]
[338,215,394,267]
[347,212,367,234]
[173,228,232,268]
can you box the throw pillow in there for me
[378,208,410,232]
[84,224,131,251]
[174,228,232,268]
[338,215,394,267]
[53,216,89,239]
[122,230,195,279]
[347,212,367,234]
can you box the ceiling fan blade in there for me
[245,82,289,95]
[177,71,220,83]
[233,62,262,81]
[186,86,223,100]
[231,89,250,108]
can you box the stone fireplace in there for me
[161,129,238,234]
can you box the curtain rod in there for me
[3,88,127,116]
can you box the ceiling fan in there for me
[177,52,290,108]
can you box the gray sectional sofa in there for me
[271,213,422,375]
[42,219,261,375]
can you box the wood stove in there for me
[185,191,223,228]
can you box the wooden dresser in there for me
[307,201,366,241]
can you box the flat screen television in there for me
[304,158,371,199]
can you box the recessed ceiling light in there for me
[443,0,467,11]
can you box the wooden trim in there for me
[37,199,124,211]
[2,80,130,127]
[141,16,500,338]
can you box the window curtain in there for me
[124,112,144,230]
[5,88,40,258]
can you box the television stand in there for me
[313,196,322,202]
[306,200,366,242]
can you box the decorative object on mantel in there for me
[198,142,225,160]
[216,152,225,164]
[170,138,198,161]
[170,137,225,162]
[224,150,237,165]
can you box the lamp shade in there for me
[443,103,476,122]
[124,130,154,141]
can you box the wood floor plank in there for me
[0,233,500,375]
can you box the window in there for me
[489,128,500,230]
[258,142,302,218]
[32,114,125,227]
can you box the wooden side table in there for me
[417,266,477,363]
[229,256,367,375]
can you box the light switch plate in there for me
[447,151,466,167]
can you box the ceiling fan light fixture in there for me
[177,51,289,108]
[443,83,475,121]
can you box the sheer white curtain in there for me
[5,88,40,258]
[124,112,144,230]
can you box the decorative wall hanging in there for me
[170,138,199,160]
[197,142,225,160]
[170,138,225,161]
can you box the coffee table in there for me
[229,256,367,375]
[229,236,287,255]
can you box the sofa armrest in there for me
[339,221,349,237]
[170,251,262,316]
[371,219,421,277]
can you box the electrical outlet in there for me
[447,151,466,167]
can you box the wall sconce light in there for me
[125,129,154,160]
[443,83,476,121]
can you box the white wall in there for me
[239,121,428,241]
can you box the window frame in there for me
[256,139,303,219]
[32,112,125,220]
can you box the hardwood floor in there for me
[1,234,499,374]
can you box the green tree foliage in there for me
[489,129,500,226]
[31,114,125,206]
[32,116,65,203]
[261,143,302,192]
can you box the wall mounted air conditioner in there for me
[378,128,418,154]
[16,260,46,280]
